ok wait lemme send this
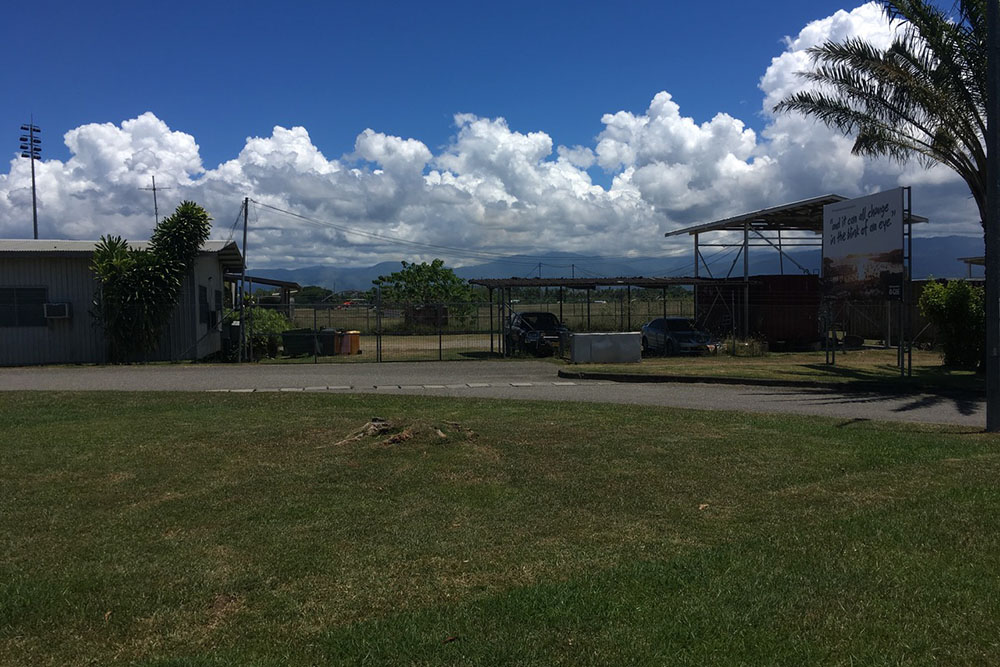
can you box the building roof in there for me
[663,193,928,238]
[0,238,244,270]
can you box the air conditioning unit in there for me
[44,302,71,319]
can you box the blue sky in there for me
[6,1,850,164]
[0,1,978,268]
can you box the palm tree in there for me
[774,0,988,225]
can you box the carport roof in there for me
[663,193,928,238]
[224,274,301,290]
[469,276,746,290]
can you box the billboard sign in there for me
[822,189,905,301]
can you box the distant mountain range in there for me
[250,235,986,291]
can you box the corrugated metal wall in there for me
[0,257,105,365]
[696,275,822,346]
[0,255,224,366]
[696,275,941,348]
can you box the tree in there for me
[775,0,988,224]
[91,201,212,362]
[296,285,335,304]
[372,259,472,304]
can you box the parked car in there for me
[640,317,719,355]
[506,311,569,356]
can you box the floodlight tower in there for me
[19,121,41,239]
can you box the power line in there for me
[225,203,245,244]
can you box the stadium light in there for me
[18,121,41,239]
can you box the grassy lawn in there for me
[2,392,999,665]
[569,348,983,392]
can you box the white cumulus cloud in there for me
[0,2,983,270]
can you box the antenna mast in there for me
[138,175,173,224]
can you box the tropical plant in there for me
[918,279,984,368]
[91,201,212,362]
[245,306,292,358]
[774,0,989,225]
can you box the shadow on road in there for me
[752,385,982,417]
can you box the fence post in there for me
[438,303,443,361]
[626,285,631,330]
[313,308,318,364]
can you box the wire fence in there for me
[234,296,696,363]
[231,290,935,364]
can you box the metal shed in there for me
[0,239,243,366]
[664,193,927,339]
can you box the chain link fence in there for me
[229,286,937,364]
[234,294,696,363]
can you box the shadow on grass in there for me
[788,362,983,392]
[835,418,872,428]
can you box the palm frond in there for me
[774,0,987,222]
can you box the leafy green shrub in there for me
[246,307,291,358]
[918,279,983,368]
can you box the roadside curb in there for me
[556,369,985,397]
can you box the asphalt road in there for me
[0,360,984,428]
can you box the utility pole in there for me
[138,175,173,225]
[239,197,249,363]
[986,0,1000,431]
[18,119,41,239]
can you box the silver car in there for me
[640,317,718,356]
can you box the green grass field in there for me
[2,392,998,665]
[572,348,984,392]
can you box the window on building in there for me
[0,287,48,327]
